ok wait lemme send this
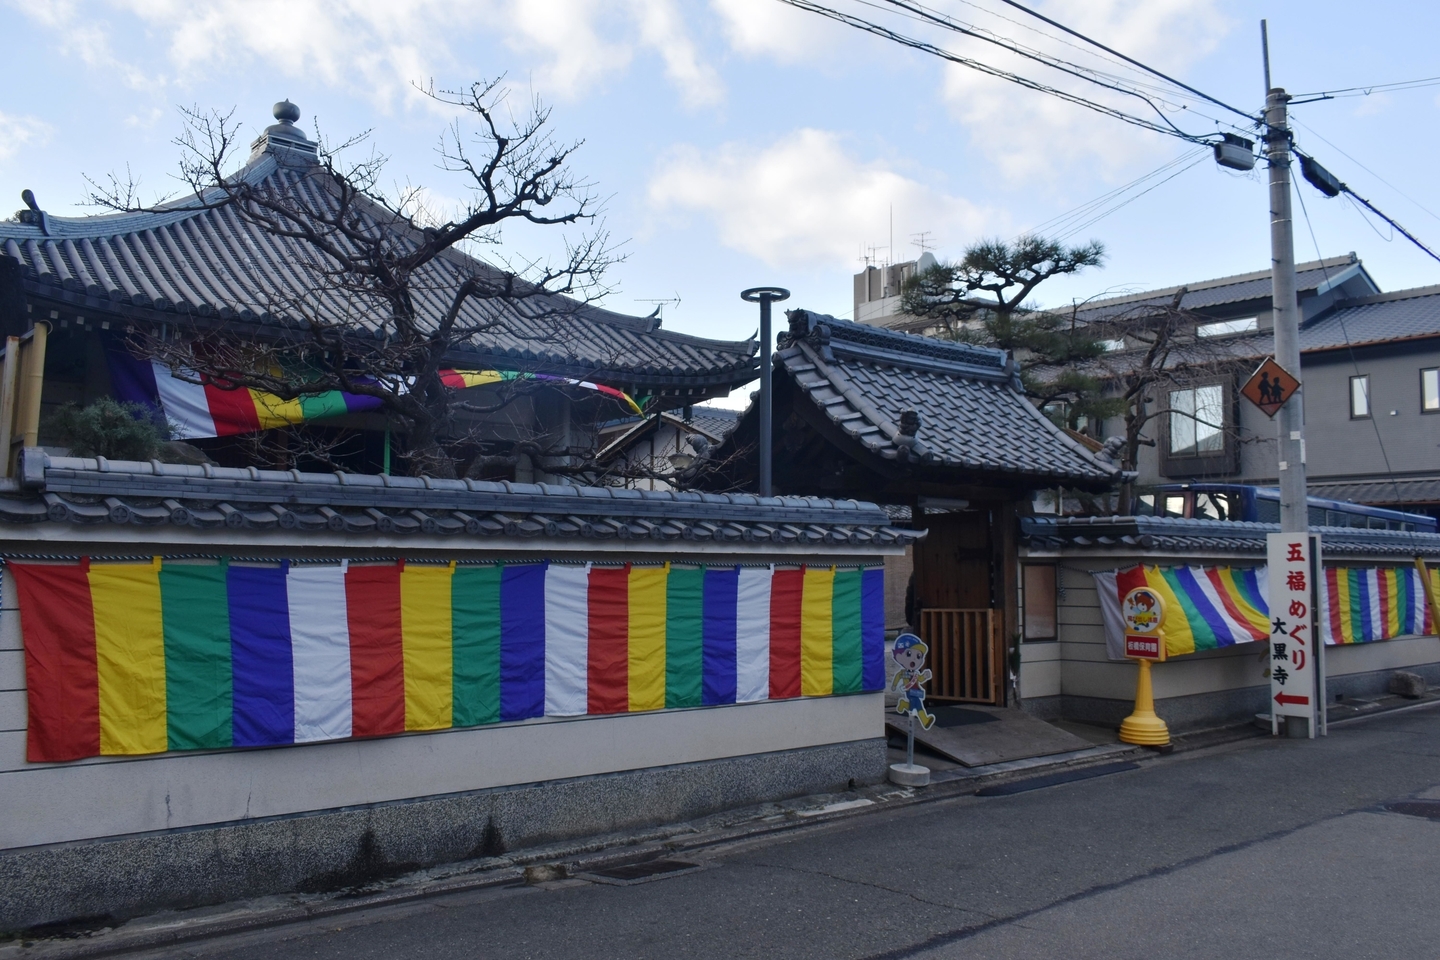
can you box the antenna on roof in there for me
[911,231,935,254]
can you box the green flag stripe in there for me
[452,565,503,726]
[160,564,232,750]
[666,567,704,708]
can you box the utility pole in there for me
[1262,22,1307,534]
[1262,21,1321,740]
[741,286,790,497]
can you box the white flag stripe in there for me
[151,361,217,439]
[545,564,590,716]
[735,567,772,702]
[286,565,353,743]
[1187,566,1250,644]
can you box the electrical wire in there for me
[1017,149,1206,240]
[1290,75,1440,101]
[1293,146,1440,266]
[1048,151,1211,243]
[991,0,1256,121]
[1291,116,1440,227]
[868,0,1258,139]
[1292,178,1416,538]
[773,0,1219,145]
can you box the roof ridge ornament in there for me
[14,189,49,235]
[248,99,319,168]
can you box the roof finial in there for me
[273,99,301,124]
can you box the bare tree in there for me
[1078,292,1259,515]
[89,80,629,479]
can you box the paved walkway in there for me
[100,702,1440,960]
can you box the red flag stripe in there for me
[346,564,406,737]
[769,568,804,698]
[11,562,100,762]
[587,567,629,714]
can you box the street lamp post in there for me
[740,286,791,498]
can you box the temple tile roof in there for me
[0,451,920,548]
[1022,515,1440,559]
[0,106,756,393]
[774,310,1120,489]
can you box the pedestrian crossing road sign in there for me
[1241,357,1300,418]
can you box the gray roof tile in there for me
[3,451,921,547]
[773,311,1119,487]
[1023,515,1440,559]
[1,155,757,390]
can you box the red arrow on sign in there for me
[1274,692,1310,706]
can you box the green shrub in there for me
[47,398,166,461]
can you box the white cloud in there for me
[0,113,53,163]
[939,0,1233,185]
[710,0,841,63]
[503,0,722,107]
[647,128,995,269]
[16,0,722,112]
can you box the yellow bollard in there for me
[1119,657,1171,746]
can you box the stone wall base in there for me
[1020,662,1440,732]
[1,738,886,933]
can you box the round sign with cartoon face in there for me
[1121,586,1164,635]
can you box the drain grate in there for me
[1382,799,1440,820]
[581,858,703,886]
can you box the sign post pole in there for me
[1118,583,1171,747]
[1267,533,1318,738]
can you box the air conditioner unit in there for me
[1214,134,1256,171]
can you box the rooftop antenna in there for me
[911,230,935,253]
[888,203,894,266]
[634,293,681,320]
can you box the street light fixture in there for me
[740,286,791,498]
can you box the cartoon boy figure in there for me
[890,633,935,729]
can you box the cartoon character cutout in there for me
[890,633,935,729]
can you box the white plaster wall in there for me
[1041,556,1440,703]
[0,566,884,852]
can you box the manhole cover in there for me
[1382,799,1440,820]
[581,858,703,886]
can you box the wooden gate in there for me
[919,608,1001,704]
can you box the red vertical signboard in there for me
[1267,533,1319,737]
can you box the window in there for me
[1022,565,1057,641]
[1197,317,1258,337]
[1350,375,1370,419]
[1169,384,1225,456]
[1423,368,1439,413]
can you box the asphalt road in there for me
[143,705,1440,960]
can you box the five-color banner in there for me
[13,559,885,763]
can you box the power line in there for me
[991,0,1256,121]
[1290,75,1440,101]
[1293,146,1440,266]
[1292,175,1415,540]
[1290,117,1440,227]
[774,0,1220,145]
[872,1,1212,114]
[1051,153,1211,242]
[1018,147,1209,241]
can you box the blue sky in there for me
[3,0,1438,390]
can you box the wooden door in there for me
[912,510,1004,705]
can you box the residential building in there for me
[1064,257,1440,518]
[851,253,936,330]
